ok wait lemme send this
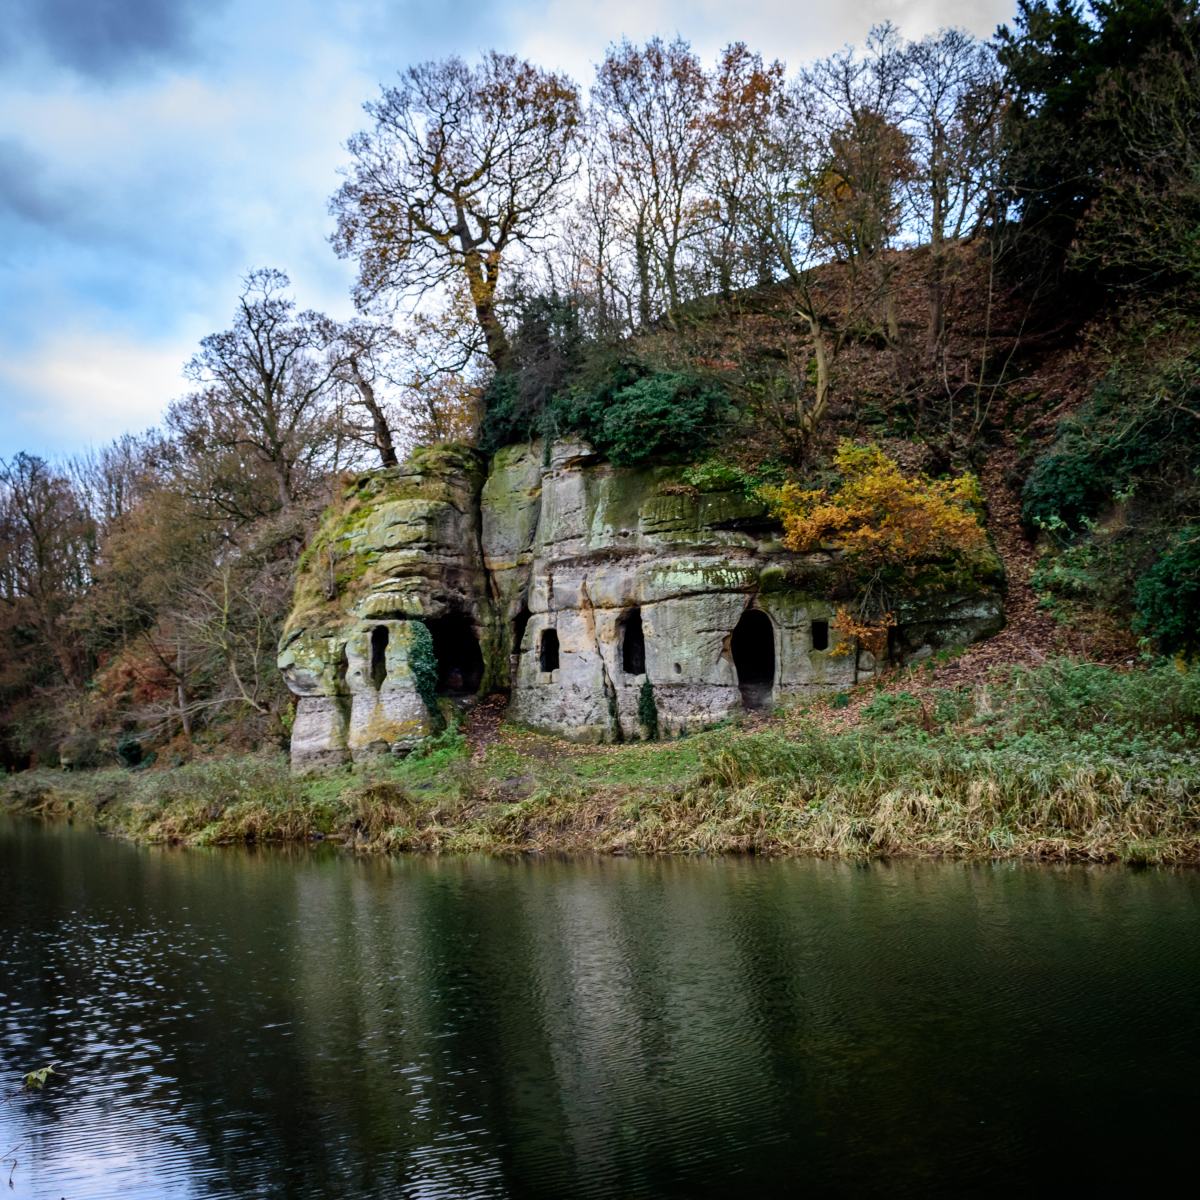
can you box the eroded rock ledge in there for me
[278,440,1004,770]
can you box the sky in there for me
[0,0,1015,460]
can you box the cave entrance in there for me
[731,608,775,710]
[513,604,531,661]
[370,625,389,691]
[539,628,560,672]
[425,613,484,695]
[621,607,646,675]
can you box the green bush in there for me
[478,293,589,454]
[638,678,659,741]
[1021,432,1111,532]
[115,733,143,769]
[1000,657,1200,740]
[1135,527,1200,658]
[478,302,732,469]
[1030,540,1105,601]
[1022,356,1200,533]
[681,458,746,492]
[681,456,787,498]
[1028,535,1142,623]
[578,371,730,466]
[862,691,922,727]
[478,373,530,455]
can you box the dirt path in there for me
[924,444,1062,687]
[463,692,509,760]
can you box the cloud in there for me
[0,328,196,457]
[0,0,224,81]
[505,0,1015,84]
[0,60,358,341]
[0,138,82,229]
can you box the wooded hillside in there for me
[3,0,1197,770]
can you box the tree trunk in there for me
[663,241,681,321]
[463,252,511,371]
[635,226,653,327]
[176,644,192,741]
[927,131,948,358]
[927,261,945,358]
[348,357,398,467]
[885,290,902,349]
[271,455,292,512]
[927,219,947,358]
[811,316,830,434]
[801,311,832,439]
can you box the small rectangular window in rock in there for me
[811,619,830,652]
[539,628,560,672]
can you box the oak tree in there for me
[332,53,582,372]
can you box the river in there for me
[0,817,1197,1197]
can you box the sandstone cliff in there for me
[278,441,1004,769]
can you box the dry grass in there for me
[4,660,1198,865]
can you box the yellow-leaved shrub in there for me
[764,442,990,657]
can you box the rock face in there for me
[278,445,490,770]
[279,440,1004,769]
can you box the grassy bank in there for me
[4,659,1199,865]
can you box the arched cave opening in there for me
[370,625,389,691]
[621,607,646,675]
[539,628,560,672]
[811,618,830,652]
[731,608,775,710]
[425,612,484,695]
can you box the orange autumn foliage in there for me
[769,441,988,572]
[766,442,989,659]
[829,606,897,660]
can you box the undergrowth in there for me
[3,660,1197,865]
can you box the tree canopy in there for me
[332,53,582,371]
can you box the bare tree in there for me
[803,25,914,346]
[0,453,95,687]
[591,37,710,325]
[742,84,843,443]
[167,269,344,522]
[332,53,582,372]
[67,432,165,533]
[75,461,216,741]
[544,162,631,338]
[702,43,786,297]
[387,288,487,445]
[334,320,403,467]
[901,29,1004,354]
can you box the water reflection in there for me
[0,821,1197,1198]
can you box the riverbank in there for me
[4,659,1198,865]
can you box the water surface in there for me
[1,818,1197,1197]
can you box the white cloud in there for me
[0,327,198,456]
[505,0,1015,82]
